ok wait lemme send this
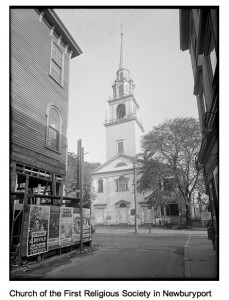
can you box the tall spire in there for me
[119,24,124,70]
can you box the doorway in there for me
[119,203,128,224]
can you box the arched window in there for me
[46,105,62,152]
[98,179,103,193]
[120,203,127,208]
[117,103,126,119]
[119,85,124,97]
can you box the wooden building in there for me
[180,8,218,248]
[10,9,82,255]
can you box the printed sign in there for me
[27,205,50,256]
[73,212,81,243]
[60,207,73,247]
[48,209,60,249]
[83,208,91,242]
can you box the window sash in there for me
[47,126,59,151]
[116,179,128,191]
[118,141,124,154]
[51,43,63,85]
[52,43,62,67]
[51,61,62,84]
[98,180,103,193]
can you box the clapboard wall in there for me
[11,9,72,174]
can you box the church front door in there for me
[119,203,128,224]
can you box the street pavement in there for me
[10,226,218,280]
[95,226,218,279]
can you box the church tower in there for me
[91,28,151,227]
[104,28,144,161]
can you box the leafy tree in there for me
[137,117,204,223]
[65,152,101,207]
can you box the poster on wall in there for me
[83,208,91,242]
[48,208,60,249]
[73,211,81,243]
[27,205,50,257]
[60,207,73,247]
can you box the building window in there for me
[98,179,103,193]
[50,42,63,85]
[116,176,129,192]
[46,105,62,152]
[124,83,129,95]
[117,103,126,119]
[119,85,124,98]
[117,140,124,154]
[166,204,179,216]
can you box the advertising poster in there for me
[60,207,73,247]
[48,209,60,249]
[83,208,91,242]
[27,205,50,257]
[72,212,81,243]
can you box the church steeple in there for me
[119,25,124,70]
[105,27,144,160]
[112,26,135,99]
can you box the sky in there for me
[55,8,199,164]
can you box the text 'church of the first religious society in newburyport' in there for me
[91,30,154,226]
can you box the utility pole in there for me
[77,139,84,253]
[133,158,138,234]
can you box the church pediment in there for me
[93,154,134,175]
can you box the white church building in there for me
[91,30,155,226]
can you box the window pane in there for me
[98,179,103,193]
[49,108,60,130]
[118,141,124,154]
[52,43,62,67]
[51,61,61,83]
[48,127,59,151]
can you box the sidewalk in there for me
[94,225,207,236]
[184,234,218,279]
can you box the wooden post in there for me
[10,162,17,248]
[17,206,25,267]
[23,175,29,204]
[59,183,63,206]
[52,173,57,205]
[133,158,138,234]
[37,184,41,205]
[77,140,84,252]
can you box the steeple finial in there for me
[119,24,124,70]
